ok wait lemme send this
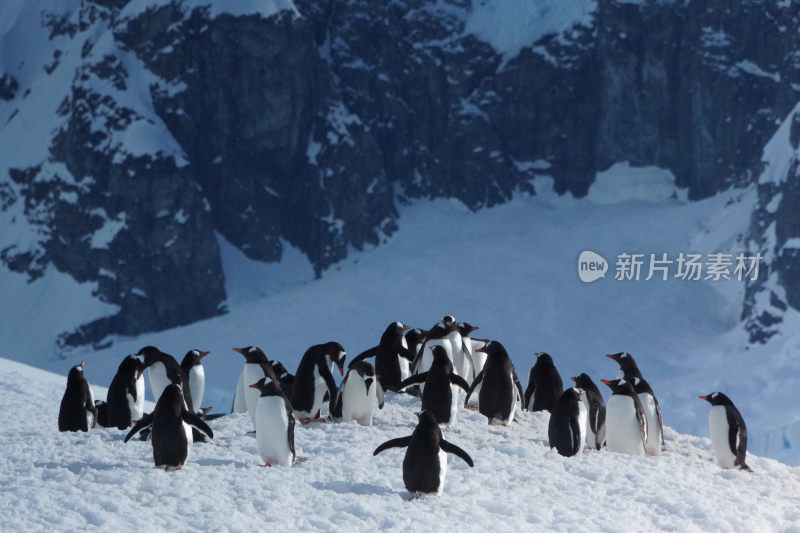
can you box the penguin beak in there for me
[338,363,344,376]
[199,351,210,358]
[579,390,586,395]
[605,354,615,359]
[534,353,540,358]
[249,383,259,389]
[136,369,144,380]
[601,379,612,386]
[698,395,709,401]
[476,347,485,353]
[233,348,245,355]
[450,326,458,332]
[470,326,479,332]
[80,361,85,368]
[403,325,411,331]
[569,376,576,382]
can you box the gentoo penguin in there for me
[405,328,426,360]
[232,346,273,425]
[606,352,643,380]
[548,388,588,457]
[464,341,525,426]
[412,316,458,376]
[373,410,473,497]
[570,373,606,449]
[601,379,647,457]
[138,346,194,413]
[250,377,296,467]
[124,384,213,470]
[456,322,478,383]
[291,342,346,424]
[180,349,210,414]
[631,376,663,456]
[332,361,384,426]
[464,338,489,406]
[58,362,98,432]
[348,322,415,391]
[103,354,145,429]
[699,392,750,471]
[398,346,470,426]
[524,352,564,412]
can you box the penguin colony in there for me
[58,315,750,494]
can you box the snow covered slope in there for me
[1,357,798,532]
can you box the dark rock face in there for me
[1,0,800,346]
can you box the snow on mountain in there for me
[1,356,798,531]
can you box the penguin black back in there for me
[349,322,414,391]
[291,342,346,418]
[399,346,470,425]
[700,392,750,471]
[548,388,586,457]
[105,355,145,429]
[524,352,563,412]
[570,373,606,449]
[464,341,524,425]
[59,362,98,432]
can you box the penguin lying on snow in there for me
[699,392,751,471]
[570,373,606,449]
[99,354,145,429]
[124,384,213,470]
[373,410,473,497]
[398,346,470,427]
[524,352,563,412]
[250,377,295,467]
[348,322,415,392]
[464,341,524,426]
[291,342,346,424]
[59,362,98,432]
[331,361,384,426]
[548,388,588,457]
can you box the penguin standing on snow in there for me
[524,352,564,412]
[456,322,479,383]
[124,384,213,470]
[699,392,750,471]
[331,361,384,426]
[412,316,458,379]
[398,346,470,426]
[102,354,145,429]
[405,328,426,360]
[464,341,525,426]
[570,373,606,449]
[59,362,98,432]
[291,342,346,424]
[548,388,588,457]
[232,346,274,425]
[250,377,296,467]
[601,378,647,457]
[180,349,210,414]
[373,410,473,497]
[348,322,415,391]
[631,376,663,456]
[138,346,194,413]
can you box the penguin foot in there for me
[300,417,325,425]
[262,463,272,468]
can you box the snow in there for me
[758,102,800,186]
[90,213,128,250]
[463,0,596,64]
[120,0,299,21]
[588,162,687,204]
[1,357,799,531]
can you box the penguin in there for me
[232,346,274,425]
[124,384,213,470]
[699,392,750,471]
[232,371,248,414]
[332,361,384,426]
[606,352,643,380]
[398,346,470,426]
[548,388,588,457]
[570,373,606,449]
[58,362,98,432]
[270,361,295,400]
[412,316,459,395]
[405,328,426,360]
[250,377,296,467]
[456,322,479,383]
[464,341,525,426]
[373,410,473,497]
[291,342,346,424]
[523,352,564,412]
[180,349,210,414]
[103,354,145,429]
[137,346,194,413]
[232,357,292,414]
[601,378,647,457]
[631,376,663,456]
[464,338,489,407]
[348,322,415,391]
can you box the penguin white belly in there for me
[470,340,487,374]
[342,378,377,426]
[709,405,737,468]
[189,366,205,412]
[182,421,194,465]
[460,338,474,384]
[255,396,293,466]
[576,401,588,455]
[243,364,264,423]
[606,395,645,456]
[147,363,170,403]
[129,374,145,421]
[436,448,447,495]
[443,384,460,428]
[447,332,464,376]
[580,395,596,448]
[233,371,248,413]
[86,386,95,428]
[311,366,327,417]
[638,392,661,456]
[398,356,411,383]
[420,340,450,393]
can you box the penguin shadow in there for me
[193,457,252,469]
[34,460,127,474]
[311,480,393,496]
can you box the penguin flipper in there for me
[399,346,416,361]
[319,362,339,397]
[373,436,412,456]
[569,414,582,454]
[288,410,296,462]
[635,403,648,449]
[124,413,154,443]
[460,345,475,381]
[376,381,385,410]
[348,346,377,368]
[464,370,484,405]
[512,370,525,406]
[654,396,665,446]
[449,374,470,393]
[726,406,748,467]
[182,411,214,440]
[440,440,474,467]
[523,371,535,411]
[331,377,346,419]
[411,338,431,374]
[397,373,427,391]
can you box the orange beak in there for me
[233,348,245,354]
[601,379,612,385]
[698,395,708,400]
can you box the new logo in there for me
[578,251,608,283]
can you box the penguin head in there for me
[271,361,288,377]
[390,321,411,335]
[476,340,507,358]
[601,378,634,395]
[563,387,585,402]
[249,377,271,395]
[233,346,268,365]
[67,362,86,383]
[322,341,346,375]
[534,352,555,366]
[137,346,165,367]
[699,392,732,406]
[430,345,449,360]
[158,384,185,415]
[417,410,440,430]
[569,373,591,388]
[458,322,479,336]
[122,354,145,379]
[405,328,425,345]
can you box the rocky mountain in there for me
[1,0,799,347]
